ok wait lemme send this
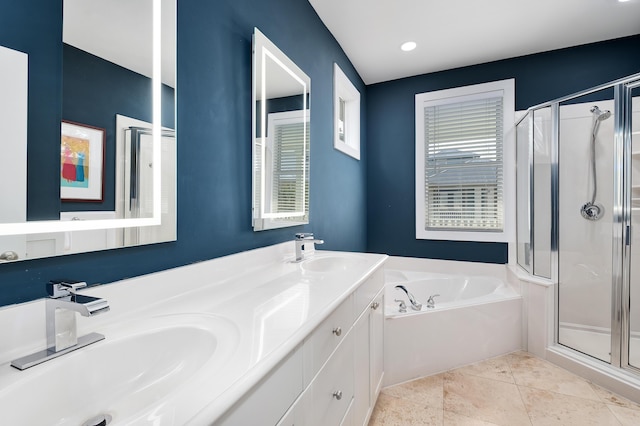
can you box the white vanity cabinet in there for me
[352,270,385,426]
[216,346,304,426]
[218,266,385,426]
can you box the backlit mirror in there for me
[252,28,310,231]
[0,0,176,262]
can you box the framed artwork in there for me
[60,120,105,202]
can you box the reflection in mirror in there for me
[0,0,176,262]
[252,28,310,231]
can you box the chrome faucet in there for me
[11,280,109,370]
[395,285,422,311]
[426,294,440,309]
[394,299,407,313]
[294,233,324,262]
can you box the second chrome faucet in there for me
[294,233,324,262]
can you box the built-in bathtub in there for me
[385,270,518,315]
[384,268,522,386]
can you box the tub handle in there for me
[333,390,343,400]
[332,327,342,337]
[427,294,440,308]
[371,301,380,310]
[394,299,407,313]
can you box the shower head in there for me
[590,105,611,121]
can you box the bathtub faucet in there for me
[395,285,422,311]
[394,299,407,313]
[427,294,440,309]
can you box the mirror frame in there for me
[252,28,311,231]
[0,1,164,237]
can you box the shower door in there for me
[626,82,640,369]
[517,73,640,372]
[557,89,615,363]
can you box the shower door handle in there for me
[626,225,630,246]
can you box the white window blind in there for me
[423,95,504,231]
[272,120,309,217]
[415,79,514,242]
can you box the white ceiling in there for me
[64,0,176,88]
[308,0,640,85]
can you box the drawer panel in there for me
[303,295,353,386]
[340,397,355,426]
[354,268,384,316]
[217,345,303,426]
[304,336,355,426]
[276,392,305,426]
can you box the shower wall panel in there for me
[533,107,552,279]
[516,113,532,273]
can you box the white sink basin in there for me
[301,255,366,273]
[0,313,239,425]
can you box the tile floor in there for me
[369,351,640,426]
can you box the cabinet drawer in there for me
[340,397,355,426]
[354,268,384,316]
[304,336,355,426]
[217,345,303,426]
[303,295,353,386]
[276,393,305,426]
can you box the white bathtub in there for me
[385,270,519,315]
[384,268,523,386]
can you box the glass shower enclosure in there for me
[516,72,640,373]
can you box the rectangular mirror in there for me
[252,28,310,231]
[0,0,176,262]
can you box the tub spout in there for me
[395,285,422,311]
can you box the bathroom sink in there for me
[0,313,239,425]
[301,255,366,273]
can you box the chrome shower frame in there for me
[515,71,640,376]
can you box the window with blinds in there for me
[415,79,514,242]
[424,96,503,231]
[272,119,309,219]
[254,109,309,230]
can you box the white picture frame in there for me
[60,120,105,202]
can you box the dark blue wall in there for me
[366,34,640,264]
[0,0,62,221]
[61,44,175,212]
[0,0,368,307]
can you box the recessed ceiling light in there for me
[400,41,417,52]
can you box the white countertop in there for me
[0,242,387,425]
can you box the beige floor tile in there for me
[451,356,515,384]
[443,410,501,425]
[504,351,536,363]
[508,353,600,401]
[369,393,443,426]
[373,352,640,426]
[608,404,640,426]
[443,372,531,426]
[590,383,640,410]
[519,386,621,426]
[382,374,444,407]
